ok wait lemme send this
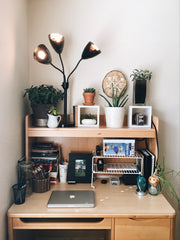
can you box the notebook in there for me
[47,190,95,208]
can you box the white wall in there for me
[0,0,28,239]
[28,0,180,239]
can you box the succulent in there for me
[83,88,95,93]
[130,69,152,81]
[81,114,96,120]
[100,85,128,107]
[48,106,60,116]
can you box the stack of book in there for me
[31,142,60,184]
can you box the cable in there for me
[152,120,159,165]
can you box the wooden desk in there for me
[8,181,175,240]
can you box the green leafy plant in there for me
[24,84,64,106]
[154,158,180,208]
[83,88,95,93]
[48,106,60,116]
[100,85,128,107]
[130,69,152,81]
[81,114,96,120]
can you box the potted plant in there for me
[148,159,180,209]
[24,84,63,126]
[100,85,128,128]
[130,69,152,105]
[47,106,61,128]
[83,88,96,105]
[81,114,97,125]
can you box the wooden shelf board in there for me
[27,126,155,138]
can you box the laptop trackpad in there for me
[47,190,95,208]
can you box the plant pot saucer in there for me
[83,103,95,106]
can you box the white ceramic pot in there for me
[81,119,96,125]
[47,114,61,128]
[104,107,125,128]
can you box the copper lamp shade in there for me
[48,33,64,54]
[33,44,52,64]
[81,41,101,59]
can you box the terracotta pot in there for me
[83,92,95,105]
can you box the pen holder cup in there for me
[33,177,50,193]
[12,184,26,205]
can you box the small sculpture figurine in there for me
[136,175,147,195]
[148,175,160,196]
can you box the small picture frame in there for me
[67,153,92,183]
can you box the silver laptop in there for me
[47,190,95,208]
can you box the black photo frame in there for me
[67,153,92,183]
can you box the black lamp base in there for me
[60,123,75,128]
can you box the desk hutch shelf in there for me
[25,115,159,162]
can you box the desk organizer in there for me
[33,177,50,193]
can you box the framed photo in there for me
[67,153,92,183]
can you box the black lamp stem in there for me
[59,53,65,74]
[67,58,82,83]
[51,58,83,126]
[50,63,64,75]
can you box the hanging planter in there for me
[130,69,152,105]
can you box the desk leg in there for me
[8,217,13,240]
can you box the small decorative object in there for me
[78,105,100,128]
[24,85,63,126]
[33,33,101,126]
[136,175,147,196]
[130,69,152,105]
[148,175,160,196]
[67,153,92,183]
[47,106,61,128]
[100,84,128,128]
[128,106,152,128]
[32,165,50,193]
[83,88,96,105]
[102,70,127,98]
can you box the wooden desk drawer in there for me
[115,217,171,240]
[13,217,112,230]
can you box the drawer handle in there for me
[129,218,155,222]
[20,218,104,223]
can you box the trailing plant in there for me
[130,69,152,81]
[154,158,180,209]
[48,106,60,116]
[24,84,64,106]
[83,88,95,93]
[99,85,128,107]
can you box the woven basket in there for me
[33,177,50,193]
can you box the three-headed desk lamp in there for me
[33,33,101,127]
